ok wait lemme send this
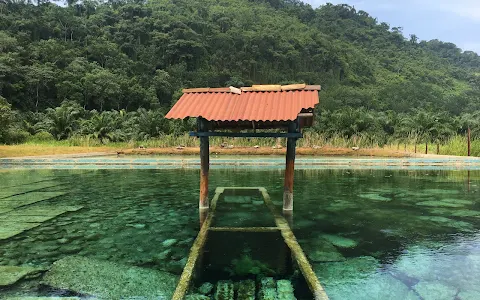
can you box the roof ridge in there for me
[182,84,321,94]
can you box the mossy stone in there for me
[43,256,177,299]
[321,234,358,248]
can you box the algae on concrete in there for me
[236,279,256,300]
[42,256,177,299]
[324,273,419,300]
[0,192,67,209]
[314,256,379,286]
[214,280,234,300]
[276,279,296,300]
[0,266,45,287]
[258,277,277,300]
[413,281,458,300]
[0,222,42,240]
[303,238,346,262]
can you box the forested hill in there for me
[1,0,479,144]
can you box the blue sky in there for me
[304,0,480,54]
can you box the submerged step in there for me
[258,277,277,300]
[189,277,297,300]
[214,280,234,300]
[237,279,255,300]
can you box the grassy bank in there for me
[0,133,477,158]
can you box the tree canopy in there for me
[0,0,479,144]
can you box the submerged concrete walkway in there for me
[1,154,480,170]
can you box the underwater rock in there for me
[321,234,358,248]
[3,296,81,300]
[85,232,102,241]
[426,208,479,217]
[303,238,346,263]
[358,193,391,201]
[417,216,473,230]
[276,279,296,300]
[422,189,461,195]
[214,280,234,300]
[155,249,172,261]
[416,201,465,208]
[314,256,379,285]
[236,279,255,300]
[166,259,186,274]
[413,281,458,300]
[56,238,69,244]
[43,256,177,299]
[198,282,214,295]
[0,265,45,286]
[325,200,359,212]
[126,223,146,229]
[186,294,210,300]
[325,273,419,300]
[60,245,82,255]
[394,249,436,281]
[162,238,178,247]
[457,290,480,300]
[294,219,316,229]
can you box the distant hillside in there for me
[0,0,479,147]
[0,0,478,113]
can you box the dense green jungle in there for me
[0,0,479,154]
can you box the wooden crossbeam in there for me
[189,132,303,138]
[209,226,280,233]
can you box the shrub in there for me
[31,131,55,142]
[5,129,30,144]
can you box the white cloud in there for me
[305,0,480,22]
[421,0,480,22]
[461,42,480,54]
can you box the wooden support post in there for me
[283,122,297,212]
[199,118,209,209]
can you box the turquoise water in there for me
[0,168,479,299]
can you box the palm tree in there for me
[36,101,84,140]
[399,113,420,153]
[80,110,127,143]
[133,108,169,140]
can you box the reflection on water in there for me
[0,168,478,299]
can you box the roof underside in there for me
[165,84,320,122]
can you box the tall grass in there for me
[21,133,479,157]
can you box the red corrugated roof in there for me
[166,87,319,122]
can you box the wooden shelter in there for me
[165,83,321,213]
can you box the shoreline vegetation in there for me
[1,2,479,158]
[0,133,477,158]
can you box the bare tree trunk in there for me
[425,142,428,154]
[404,143,407,152]
[437,143,440,155]
[414,143,417,153]
[35,84,39,111]
[468,127,471,156]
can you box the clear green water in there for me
[0,168,479,299]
